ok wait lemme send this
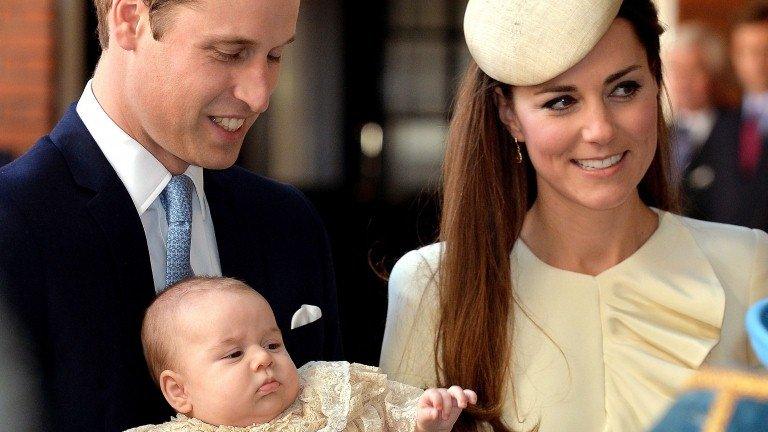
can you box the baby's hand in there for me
[416,386,477,432]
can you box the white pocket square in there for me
[290,304,322,330]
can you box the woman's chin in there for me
[569,188,640,212]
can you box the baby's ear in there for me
[159,370,192,414]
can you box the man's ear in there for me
[159,370,193,414]
[110,0,149,51]
[493,87,525,142]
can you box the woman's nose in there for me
[581,102,616,145]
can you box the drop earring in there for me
[514,136,523,163]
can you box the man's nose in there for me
[233,60,274,115]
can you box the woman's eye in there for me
[611,81,642,98]
[224,350,243,359]
[543,95,576,110]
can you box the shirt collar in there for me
[75,80,207,218]
[676,109,716,145]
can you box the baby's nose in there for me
[250,349,274,371]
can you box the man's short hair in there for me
[141,276,258,386]
[93,0,197,50]
[666,22,726,76]
[735,1,768,27]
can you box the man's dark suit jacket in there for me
[682,108,768,232]
[0,105,343,431]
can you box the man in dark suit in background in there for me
[665,22,726,179]
[0,0,342,430]
[673,3,768,231]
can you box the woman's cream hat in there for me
[464,0,623,86]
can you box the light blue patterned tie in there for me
[161,175,194,287]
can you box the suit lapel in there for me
[49,105,169,427]
[50,105,156,302]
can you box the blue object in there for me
[161,174,195,287]
[650,390,713,432]
[729,398,768,431]
[651,300,768,431]
[746,297,768,368]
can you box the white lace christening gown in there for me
[126,361,423,432]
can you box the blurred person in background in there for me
[680,1,768,231]
[0,293,42,432]
[730,1,768,231]
[0,0,342,430]
[664,22,727,184]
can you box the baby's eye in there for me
[224,350,243,360]
[266,342,281,351]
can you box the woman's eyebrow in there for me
[534,65,643,95]
[535,85,577,95]
[604,65,642,84]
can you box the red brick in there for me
[0,0,56,155]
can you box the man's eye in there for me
[543,95,576,110]
[267,53,282,63]
[611,81,642,98]
[214,50,243,62]
[224,350,243,359]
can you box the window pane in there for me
[389,0,448,29]
[384,40,448,114]
[385,118,447,197]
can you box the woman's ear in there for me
[494,87,525,141]
[159,370,193,414]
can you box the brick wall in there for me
[0,0,56,157]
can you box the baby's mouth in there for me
[257,379,281,395]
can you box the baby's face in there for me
[173,290,300,426]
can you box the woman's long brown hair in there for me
[435,1,680,430]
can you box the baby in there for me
[127,276,476,432]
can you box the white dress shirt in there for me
[743,92,768,134]
[76,80,222,292]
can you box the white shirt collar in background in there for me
[676,108,716,146]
